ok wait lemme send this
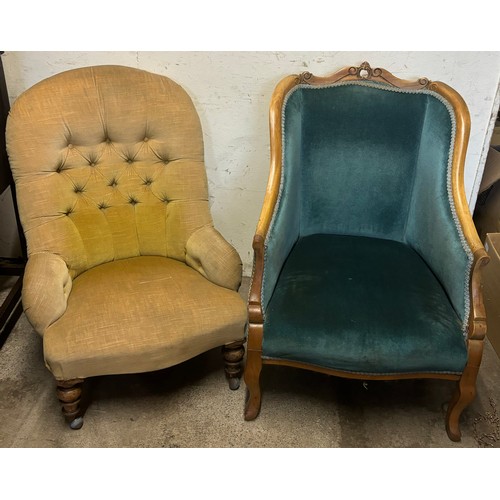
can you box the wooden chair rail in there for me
[262,357,462,382]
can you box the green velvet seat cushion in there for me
[263,234,467,375]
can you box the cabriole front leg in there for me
[244,321,264,420]
[244,347,263,420]
[446,338,484,441]
[56,378,84,430]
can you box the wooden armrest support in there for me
[248,234,264,325]
[469,248,489,341]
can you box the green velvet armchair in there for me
[244,62,488,441]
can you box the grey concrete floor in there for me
[1,275,500,448]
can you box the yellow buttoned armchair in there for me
[6,65,247,429]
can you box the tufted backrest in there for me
[6,65,212,278]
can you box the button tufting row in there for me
[54,157,170,172]
[61,188,171,216]
[66,134,151,149]
[60,133,173,174]
[93,196,169,211]
[65,177,157,191]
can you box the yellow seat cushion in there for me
[43,256,246,380]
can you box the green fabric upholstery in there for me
[405,96,472,322]
[262,93,302,311]
[298,84,425,241]
[262,82,472,336]
[263,234,467,375]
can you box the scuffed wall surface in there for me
[2,51,500,273]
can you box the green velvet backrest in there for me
[263,81,473,332]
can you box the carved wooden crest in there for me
[299,61,431,90]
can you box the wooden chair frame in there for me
[244,61,489,442]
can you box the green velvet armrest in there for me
[22,252,72,334]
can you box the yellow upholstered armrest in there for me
[186,225,242,291]
[22,252,72,334]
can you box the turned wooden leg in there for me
[446,339,483,442]
[56,379,84,430]
[244,348,263,420]
[223,341,245,390]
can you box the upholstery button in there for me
[68,144,74,149]
[89,162,96,167]
[127,159,133,164]
[143,137,149,142]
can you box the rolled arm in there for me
[185,225,242,291]
[22,252,72,334]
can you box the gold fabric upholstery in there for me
[43,256,246,380]
[8,65,212,277]
[6,65,246,382]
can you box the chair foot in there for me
[228,377,241,390]
[56,378,84,430]
[244,349,262,420]
[223,341,245,390]
[446,425,461,442]
[69,416,84,430]
[244,390,261,421]
[445,378,476,442]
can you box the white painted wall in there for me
[2,51,500,274]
